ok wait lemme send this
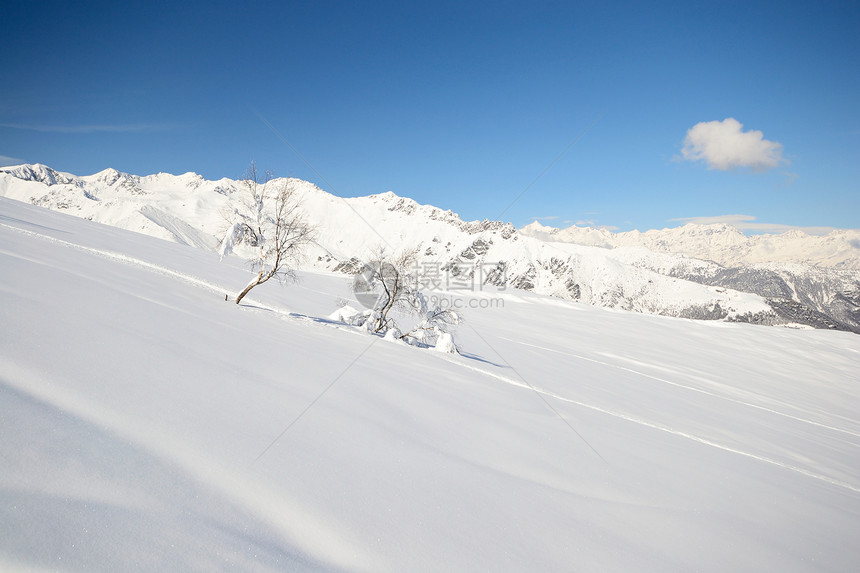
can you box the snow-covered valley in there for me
[2,196,859,572]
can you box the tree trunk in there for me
[235,275,262,304]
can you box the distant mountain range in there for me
[2,163,859,333]
[520,220,860,269]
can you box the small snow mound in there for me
[383,328,405,344]
[433,332,459,354]
[327,305,362,323]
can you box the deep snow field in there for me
[2,196,859,572]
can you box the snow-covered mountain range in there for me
[520,220,860,269]
[2,163,859,333]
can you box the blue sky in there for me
[2,1,858,232]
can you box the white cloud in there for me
[681,118,785,171]
[670,214,841,235]
[0,154,25,166]
[671,214,755,226]
[531,215,560,221]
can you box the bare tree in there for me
[351,247,461,352]
[220,162,315,304]
[356,248,421,333]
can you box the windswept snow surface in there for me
[2,197,860,572]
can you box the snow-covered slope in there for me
[0,164,229,247]
[2,164,858,332]
[2,197,859,572]
[520,220,860,269]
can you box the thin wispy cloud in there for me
[0,123,171,134]
[0,154,26,166]
[575,219,618,231]
[680,118,785,171]
[670,214,841,235]
[531,215,560,221]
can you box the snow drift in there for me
[1,197,860,572]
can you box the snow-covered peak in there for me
[84,167,135,186]
[676,222,746,235]
[364,190,458,220]
[90,167,122,179]
[139,170,206,187]
[521,221,559,236]
[0,163,75,186]
[369,190,400,201]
